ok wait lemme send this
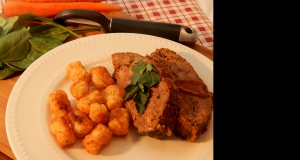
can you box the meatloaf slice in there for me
[111,52,177,139]
[148,48,213,142]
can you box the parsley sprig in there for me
[123,60,160,115]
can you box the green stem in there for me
[35,17,82,38]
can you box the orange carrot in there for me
[6,0,102,2]
[3,2,122,18]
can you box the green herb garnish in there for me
[123,60,160,115]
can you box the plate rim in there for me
[5,33,213,160]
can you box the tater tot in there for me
[76,90,106,115]
[70,80,89,99]
[82,124,112,154]
[49,116,76,147]
[90,66,114,90]
[66,61,91,83]
[89,103,110,126]
[108,108,130,136]
[68,110,94,138]
[102,85,124,110]
[48,90,73,119]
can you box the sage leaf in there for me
[0,30,31,62]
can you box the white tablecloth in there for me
[196,0,213,24]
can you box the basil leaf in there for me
[0,30,31,62]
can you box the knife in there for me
[53,9,198,44]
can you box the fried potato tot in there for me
[48,90,73,119]
[66,61,91,83]
[76,90,106,115]
[89,103,110,126]
[82,124,112,154]
[49,116,76,147]
[90,66,114,90]
[102,85,124,110]
[108,108,130,136]
[68,110,94,138]
[70,80,89,99]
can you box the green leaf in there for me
[139,71,160,88]
[146,63,156,72]
[0,27,3,37]
[0,64,16,80]
[131,72,143,85]
[0,30,31,62]
[135,103,145,115]
[124,84,139,101]
[132,60,146,73]
[10,13,81,38]
[138,87,149,106]
[0,16,18,37]
[29,24,70,42]
[28,37,62,53]
[8,47,44,69]
[3,62,25,71]
[123,60,161,115]
[0,17,6,27]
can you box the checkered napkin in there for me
[0,0,213,50]
[103,0,213,50]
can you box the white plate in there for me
[6,33,213,160]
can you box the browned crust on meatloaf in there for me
[148,48,213,142]
[111,52,177,139]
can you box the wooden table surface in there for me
[0,12,213,160]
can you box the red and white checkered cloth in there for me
[103,0,213,50]
[0,0,213,50]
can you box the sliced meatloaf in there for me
[111,52,178,139]
[148,48,213,142]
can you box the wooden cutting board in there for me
[0,11,213,160]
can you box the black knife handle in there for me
[110,18,198,44]
[53,9,111,33]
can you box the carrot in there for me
[3,2,122,18]
[6,0,102,2]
